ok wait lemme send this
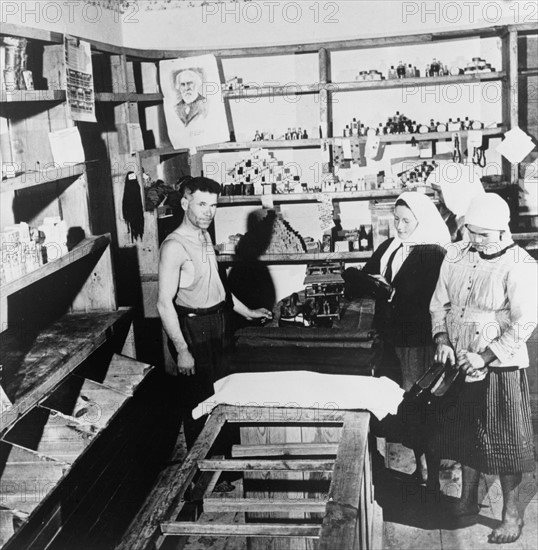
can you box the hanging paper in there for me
[496,127,536,164]
[159,54,229,149]
[64,35,96,122]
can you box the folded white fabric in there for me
[192,371,405,420]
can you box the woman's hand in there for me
[434,333,455,366]
[457,350,488,381]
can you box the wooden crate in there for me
[123,404,382,550]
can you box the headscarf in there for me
[427,162,485,217]
[380,191,451,280]
[465,193,511,233]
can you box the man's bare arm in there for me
[157,239,195,375]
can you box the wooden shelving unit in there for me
[94,92,163,103]
[0,308,133,433]
[217,250,372,264]
[222,71,506,99]
[0,162,86,193]
[0,90,66,102]
[0,27,161,550]
[218,187,434,205]
[0,234,110,299]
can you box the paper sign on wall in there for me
[64,35,96,122]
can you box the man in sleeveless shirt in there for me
[157,177,272,448]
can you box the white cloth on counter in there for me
[192,371,405,420]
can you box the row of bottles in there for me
[253,128,309,141]
[346,225,374,252]
[342,112,484,137]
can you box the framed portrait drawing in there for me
[159,54,229,149]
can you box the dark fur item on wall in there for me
[122,172,145,241]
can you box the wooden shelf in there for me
[334,127,504,144]
[224,84,318,99]
[0,162,86,193]
[218,187,434,205]
[223,72,505,99]
[217,251,371,264]
[95,92,163,103]
[0,234,110,299]
[195,128,504,153]
[197,139,320,152]
[0,90,66,103]
[135,147,189,159]
[0,308,133,434]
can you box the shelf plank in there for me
[94,92,163,103]
[198,139,320,151]
[223,72,505,98]
[0,308,133,434]
[196,128,504,152]
[0,235,110,299]
[0,90,66,103]
[0,163,86,193]
[224,84,318,99]
[218,187,434,205]
[217,251,371,264]
[135,147,189,159]
[331,71,505,93]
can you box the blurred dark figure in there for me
[227,210,276,333]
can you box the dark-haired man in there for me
[157,177,272,448]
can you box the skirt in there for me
[435,368,535,474]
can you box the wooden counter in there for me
[232,297,381,375]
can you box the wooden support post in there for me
[318,48,332,139]
[502,30,519,187]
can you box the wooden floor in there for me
[381,442,538,550]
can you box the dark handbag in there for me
[405,359,462,406]
[373,360,463,446]
[342,267,394,302]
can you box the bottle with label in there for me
[359,123,366,136]
[377,123,384,135]
[297,127,303,140]
[359,225,369,251]
[285,128,292,140]
[430,58,440,76]
[462,117,470,130]
[429,118,436,132]
[351,117,359,135]
[397,61,406,79]
[343,125,350,137]
[456,118,463,130]
[388,65,396,79]
[254,130,261,141]
[366,225,373,251]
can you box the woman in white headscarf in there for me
[357,192,451,488]
[427,162,485,241]
[431,193,537,543]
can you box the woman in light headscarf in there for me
[427,162,485,241]
[431,193,537,543]
[355,192,451,488]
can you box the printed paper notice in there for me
[49,127,85,165]
[64,35,96,122]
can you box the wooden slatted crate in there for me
[120,404,382,550]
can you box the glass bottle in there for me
[359,225,369,251]
[397,61,406,79]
